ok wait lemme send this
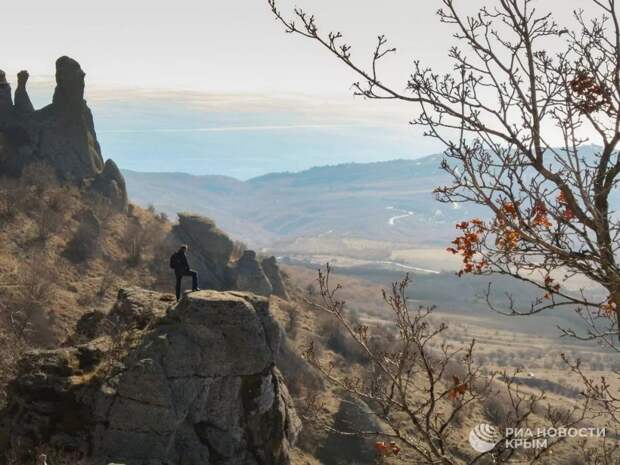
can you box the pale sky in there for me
[0,0,598,177]
[1,0,589,93]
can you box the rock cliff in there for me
[172,214,290,299]
[229,250,274,297]
[261,256,290,300]
[0,57,127,211]
[3,288,301,465]
[173,214,235,290]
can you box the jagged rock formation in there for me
[230,250,273,297]
[66,288,173,346]
[172,214,290,299]
[173,214,235,290]
[0,70,12,112]
[261,256,290,300]
[14,71,34,115]
[4,288,301,465]
[92,159,128,211]
[0,56,127,211]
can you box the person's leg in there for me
[190,270,199,291]
[175,274,182,300]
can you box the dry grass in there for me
[279,264,620,464]
[0,168,616,465]
[0,169,172,347]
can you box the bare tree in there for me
[268,0,620,346]
[302,267,594,464]
[269,2,620,461]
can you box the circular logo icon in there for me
[469,423,500,453]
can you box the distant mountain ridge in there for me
[248,157,442,185]
[123,153,483,248]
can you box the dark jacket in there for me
[172,250,190,275]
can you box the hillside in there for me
[0,58,312,465]
[0,57,616,465]
[123,156,487,248]
[124,146,610,252]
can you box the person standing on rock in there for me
[170,245,200,300]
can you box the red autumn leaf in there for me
[448,376,468,400]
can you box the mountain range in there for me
[123,153,486,249]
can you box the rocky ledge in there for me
[2,288,301,465]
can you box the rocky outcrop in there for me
[35,56,105,181]
[0,57,127,211]
[172,214,290,300]
[172,214,235,290]
[4,288,301,465]
[107,287,174,329]
[66,288,175,345]
[14,71,34,115]
[261,256,290,300]
[230,250,273,297]
[0,70,12,113]
[92,159,128,211]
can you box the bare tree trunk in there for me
[612,286,620,342]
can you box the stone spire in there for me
[0,70,13,115]
[35,56,105,181]
[52,56,85,113]
[0,56,127,212]
[14,70,34,115]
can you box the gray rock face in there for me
[261,256,289,300]
[173,214,235,290]
[0,71,12,115]
[0,57,127,210]
[171,214,289,299]
[52,56,86,111]
[107,287,175,329]
[92,159,128,211]
[14,71,34,115]
[230,251,273,297]
[35,56,105,181]
[4,289,300,465]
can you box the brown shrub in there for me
[7,253,59,342]
[121,215,167,267]
[0,326,26,409]
[32,206,66,241]
[483,393,512,427]
[96,267,118,300]
[63,211,102,262]
[317,312,367,364]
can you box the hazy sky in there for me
[0,0,595,177]
[1,0,588,92]
[2,0,445,93]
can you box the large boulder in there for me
[0,70,12,115]
[106,287,175,329]
[172,214,235,290]
[261,256,289,300]
[66,287,175,345]
[91,159,128,212]
[229,250,273,297]
[3,289,301,465]
[171,214,290,299]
